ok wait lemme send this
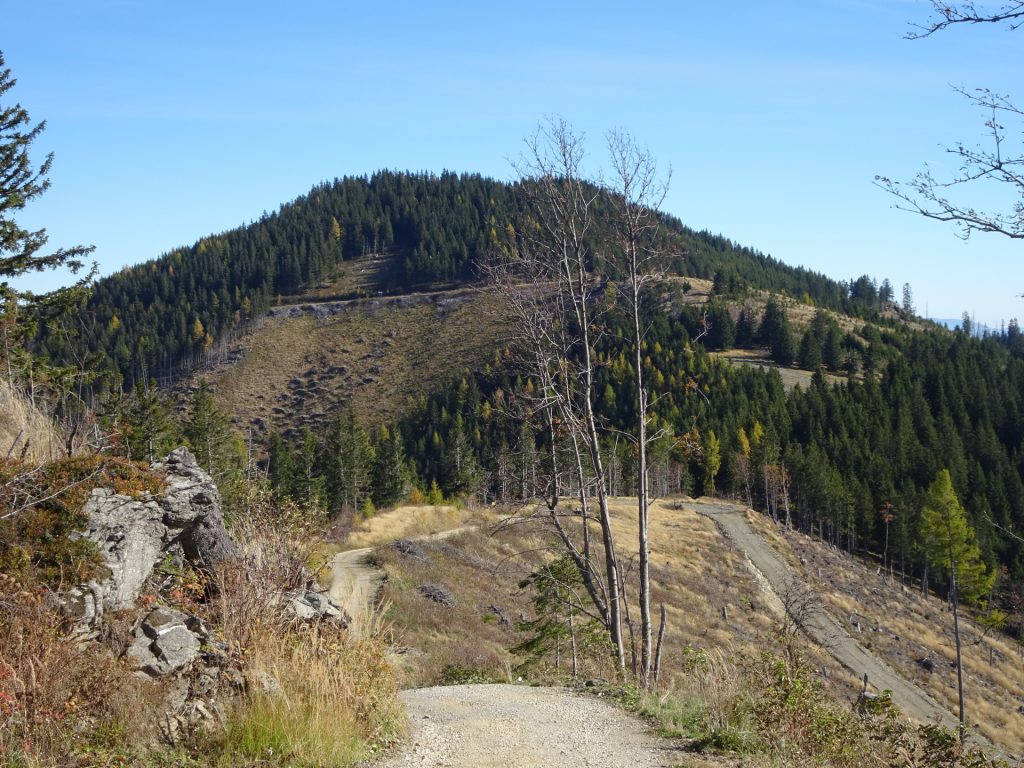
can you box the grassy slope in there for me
[749,513,1024,753]
[201,288,509,438]
[357,498,1023,757]
[362,499,849,693]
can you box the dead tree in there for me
[488,118,626,674]
[606,129,671,688]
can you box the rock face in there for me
[65,447,239,624]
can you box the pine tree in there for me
[759,298,795,364]
[920,468,995,732]
[120,380,180,463]
[442,422,482,501]
[0,50,94,387]
[324,406,375,514]
[182,382,241,488]
[372,425,408,508]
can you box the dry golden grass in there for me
[369,498,1023,765]
[203,290,510,440]
[346,504,478,548]
[375,498,852,702]
[709,349,846,392]
[212,489,403,766]
[0,378,64,462]
[771,523,1024,754]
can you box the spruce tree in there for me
[0,50,93,386]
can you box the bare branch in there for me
[908,1,1024,37]
[876,87,1024,241]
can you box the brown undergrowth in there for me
[0,464,402,767]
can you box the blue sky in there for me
[5,0,1022,326]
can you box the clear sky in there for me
[5,0,1022,326]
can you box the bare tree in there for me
[908,2,1024,37]
[490,118,626,674]
[606,129,671,688]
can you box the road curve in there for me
[689,498,959,730]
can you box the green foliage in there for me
[702,429,721,495]
[0,50,93,295]
[182,382,244,490]
[0,50,95,410]
[921,469,996,603]
[102,379,182,463]
[371,426,408,508]
[513,555,606,674]
[758,297,796,365]
[36,170,864,390]
[425,479,444,505]
[324,406,375,514]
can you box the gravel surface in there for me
[691,498,960,730]
[373,684,678,768]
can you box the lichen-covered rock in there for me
[154,448,239,569]
[67,447,239,624]
[127,606,203,677]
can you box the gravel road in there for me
[374,684,678,768]
[690,498,960,730]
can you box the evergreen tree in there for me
[372,425,409,508]
[0,50,93,387]
[119,380,180,463]
[734,306,758,348]
[704,302,735,350]
[702,429,721,495]
[759,297,795,364]
[920,468,995,731]
[442,421,482,500]
[324,406,375,514]
[182,382,241,488]
[267,430,298,499]
[921,469,994,604]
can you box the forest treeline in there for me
[250,296,1024,620]
[35,171,891,390]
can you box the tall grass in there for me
[0,378,62,463]
[211,486,403,766]
[0,575,167,765]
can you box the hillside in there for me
[196,284,509,438]
[346,498,1022,762]
[34,171,859,391]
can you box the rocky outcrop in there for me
[64,447,239,625]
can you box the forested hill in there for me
[36,170,847,388]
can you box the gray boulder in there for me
[66,447,239,624]
[127,606,203,677]
[285,589,350,625]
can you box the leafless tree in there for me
[606,129,671,688]
[878,2,1024,256]
[908,1,1024,37]
[488,118,626,673]
[491,119,681,687]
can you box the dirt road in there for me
[690,498,959,730]
[375,684,677,768]
[328,547,383,637]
